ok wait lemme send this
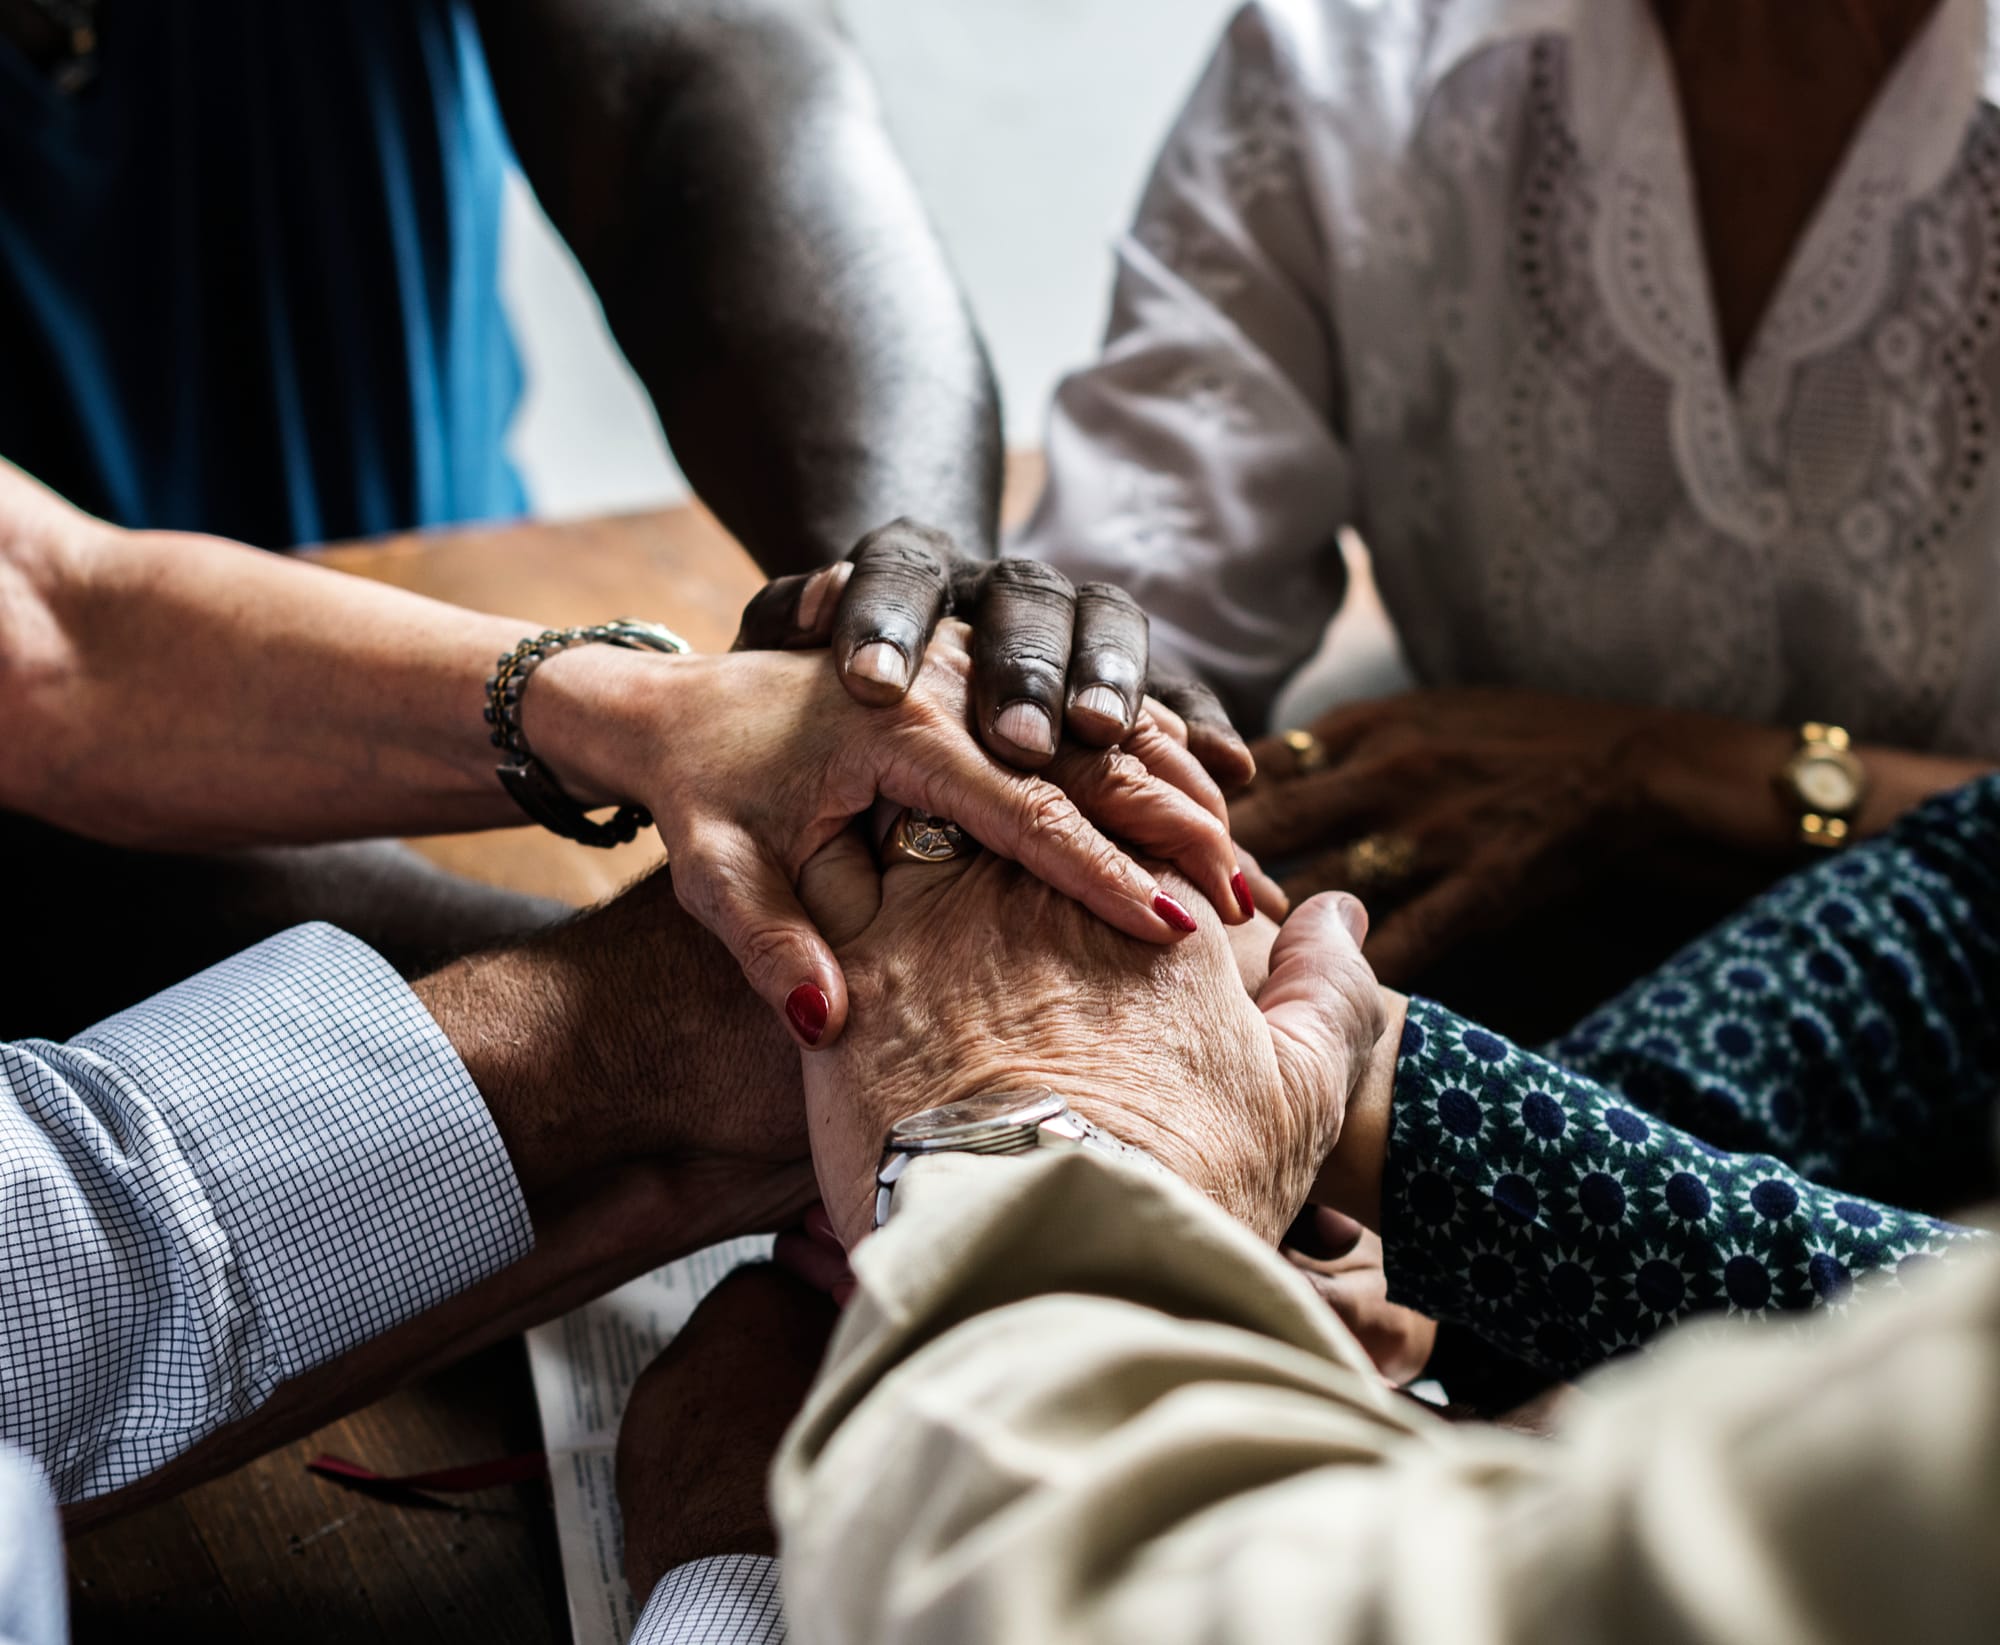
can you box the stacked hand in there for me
[734,518,1257,786]
[530,617,1254,1048]
[787,732,1383,1249]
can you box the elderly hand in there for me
[615,1263,837,1602]
[733,518,1255,786]
[529,625,1252,1047]
[1232,688,1682,984]
[791,766,1384,1249]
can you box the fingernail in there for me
[796,563,850,634]
[1153,891,1199,933]
[1071,684,1128,725]
[848,641,910,689]
[1334,894,1369,946]
[1231,871,1255,920]
[785,982,830,1045]
[993,700,1056,755]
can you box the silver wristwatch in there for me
[873,1087,1166,1229]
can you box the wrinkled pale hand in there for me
[1233,687,1659,983]
[773,895,1428,1383]
[611,623,1256,1049]
[734,517,1256,786]
[788,762,1383,1249]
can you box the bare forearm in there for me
[1,470,538,847]
[483,0,1003,570]
[1637,710,1993,855]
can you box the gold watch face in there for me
[1796,755,1861,814]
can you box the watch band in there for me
[873,1089,1170,1229]
[485,619,688,848]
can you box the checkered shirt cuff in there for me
[3,923,533,1501]
[631,1554,785,1645]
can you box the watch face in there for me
[1797,756,1860,813]
[890,1087,1067,1151]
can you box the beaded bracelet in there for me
[485,619,688,848]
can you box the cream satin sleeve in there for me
[773,1148,2000,1645]
[1014,3,1353,731]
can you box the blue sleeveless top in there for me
[0,0,524,548]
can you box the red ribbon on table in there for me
[307,1450,550,1507]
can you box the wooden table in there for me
[65,463,1044,1642]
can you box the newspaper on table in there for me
[526,1235,773,1645]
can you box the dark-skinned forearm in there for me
[480,0,1003,571]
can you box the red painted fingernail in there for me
[1153,892,1199,933]
[786,983,829,1045]
[1231,871,1255,920]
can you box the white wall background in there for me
[499,0,1241,519]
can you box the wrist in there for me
[1308,990,1405,1230]
[515,641,695,813]
[412,943,632,1200]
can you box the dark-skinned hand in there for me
[733,517,1256,787]
[615,1263,838,1605]
[1232,688,1668,985]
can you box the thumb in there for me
[796,825,883,947]
[674,833,851,1049]
[1256,893,1383,1140]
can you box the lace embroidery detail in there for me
[1085,460,1206,563]
[1136,217,1251,310]
[1210,62,1300,207]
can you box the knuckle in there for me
[852,520,952,581]
[857,515,958,558]
[1015,781,1087,853]
[984,556,1076,607]
[734,919,805,984]
[1076,579,1142,615]
[1099,747,1152,796]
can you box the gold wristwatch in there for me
[1779,722,1866,848]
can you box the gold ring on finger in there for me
[1281,727,1329,774]
[1343,832,1418,898]
[885,808,977,865]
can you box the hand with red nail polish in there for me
[526,623,1253,1052]
[793,813,1387,1248]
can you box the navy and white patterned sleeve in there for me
[0,923,534,1503]
[1383,1000,1984,1378]
[1549,772,2000,1212]
[1380,775,2000,1379]
[631,1555,785,1645]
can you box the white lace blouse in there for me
[1017,0,2000,754]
